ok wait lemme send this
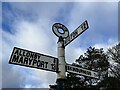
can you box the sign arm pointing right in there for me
[64,20,89,46]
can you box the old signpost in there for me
[9,20,99,90]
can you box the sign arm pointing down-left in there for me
[9,47,58,72]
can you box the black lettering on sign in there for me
[44,62,48,68]
[12,54,19,63]
[37,60,48,69]
[51,63,55,70]
[81,21,87,30]
[37,54,41,60]
[36,60,40,67]
[51,59,57,70]
[24,57,28,65]
[14,49,19,55]
[19,50,23,56]
[67,65,92,76]
[37,60,42,67]
[29,52,34,59]
[22,51,26,57]
[26,51,30,57]
[93,72,98,77]
[41,61,44,68]
[28,58,33,65]
[87,71,91,75]
[14,48,42,60]
[32,60,37,66]
[72,30,78,38]
[18,56,24,64]
[34,54,38,60]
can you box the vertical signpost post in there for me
[57,37,66,90]
[52,23,69,90]
[52,20,89,90]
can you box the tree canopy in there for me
[66,47,109,89]
[107,43,120,80]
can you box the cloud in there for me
[93,39,117,52]
[65,45,86,64]
[6,2,66,21]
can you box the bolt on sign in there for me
[9,47,58,72]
